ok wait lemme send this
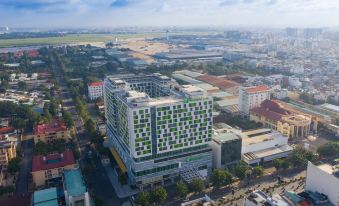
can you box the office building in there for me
[210,125,242,168]
[63,168,91,206]
[239,85,270,115]
[104,73,213,189]
[306,162,339,205]
[241,129,293,165]
[31,149,77,187]
[88,81,103,100]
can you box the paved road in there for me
[58,81,121,205]
[15,139,34,194]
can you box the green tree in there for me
[317,142,339,158]
[18,81,28,91]
[234,163,249,180]
[135,192,151,206]
[252,166,264,177]
[190,178,205,194]
[281,160,290,170]
[7,157,21,174]
[273,159,283,170]
[211,169,232,187]
[290,146,314,167]
[12,118,26,129]
[151,187,168,206]
[63,111,74,128]
[176,180,188,198]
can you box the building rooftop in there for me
[32,149,76,172]
[33,119,67,135]
[33,187,58,206]
[63,168,87,197]
[244,85,270,93]
[321,103,339,113]
[197,74,239,91]
[213,131,242,143]
[88,82,103,87]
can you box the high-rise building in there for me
[104,73,213,189]
[239,85,270,115]
[285,27,298,38]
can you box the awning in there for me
[110,147,127,173]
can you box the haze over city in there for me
[0,1,338,206]
[2,0,339,28]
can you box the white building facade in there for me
[239,85,270,115]
[88,82,103,100]
[305,162,339,206]
[104,74,213,189]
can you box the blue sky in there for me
[1,0,339,28]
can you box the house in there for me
[31,149,77,187]
[33,119,70,144]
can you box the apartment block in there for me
[88,82,103,100]
[239,85,270,115]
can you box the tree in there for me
[18,81,28,91]
[7,157,21,174]
[252,166,264,177]
[12,118,26,130]
[63,111,74,128]
[281,160,289,170]
[234,163,249,180]
[176,180,188,198]
[135,192,151,206]
[273,159,283,170]
[211,169,232,187]
[151,187,167,206]
[190,178,204,194]
[317,142,339,158]
[290,146,314,167]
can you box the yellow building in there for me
[33,119,70,144]
[0,132,17,168]
[31,149,77,187]
[250,100,315,139]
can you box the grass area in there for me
[0,31,221,47]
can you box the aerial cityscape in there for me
[0,1,339,206]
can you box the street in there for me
[15,139,33,194]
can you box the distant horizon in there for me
[2,1,339,29]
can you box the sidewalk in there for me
[103,164,139,198]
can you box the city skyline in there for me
[2,0,339,28]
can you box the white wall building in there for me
[87,82,103,100]
[239,85,270,115]
[241,129,293,165]
[305,162,339,206]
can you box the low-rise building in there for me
[33,119,70,144]
[241,129,293,165]
[63,168,91,206]
[31,149,77,187]
[210,126,242,168]
[88,82,103,100]
[250,100,313,139]
[0,128,17,168]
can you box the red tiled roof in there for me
[197,75,239,90]
[32,149,76,172]
[0,127,15,134]
[88,82,103,87]
[245,85,270,93]
[27,50,39,58]
[250,99,292,122]
[33,119,67,135]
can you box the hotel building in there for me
[104,73,213,189]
